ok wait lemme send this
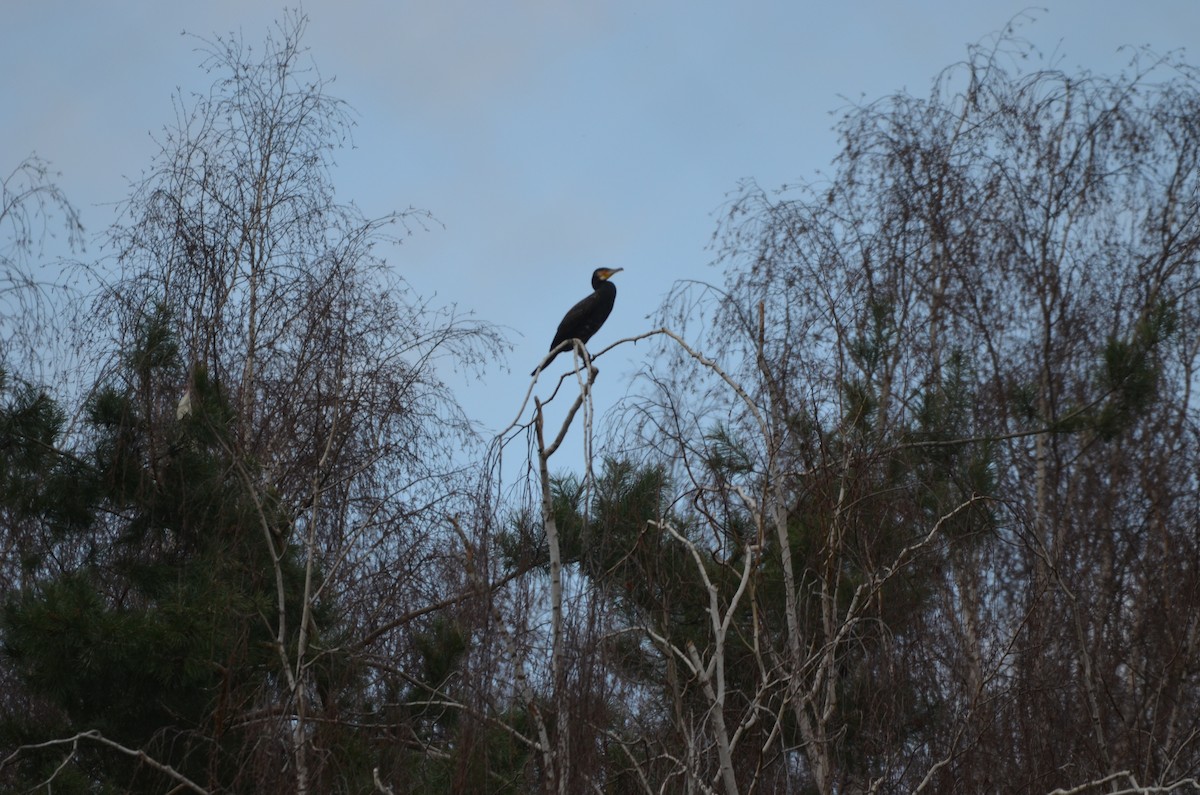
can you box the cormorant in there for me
[532,267,623,376]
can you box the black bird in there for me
[532,267,624,376]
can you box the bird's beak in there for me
[601,267,624,280]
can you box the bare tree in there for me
[622,22,1200,794]
[0,154,84,375]
[3,12,504,794]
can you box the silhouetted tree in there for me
[2,12,502,794]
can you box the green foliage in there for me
[1092,300,1175,440]
[555,459,704,623]
[0,368,66,516]
[849,297,896,377]
[842,296,897,431]
[702,423,756,475]
[413,616,468,698]
[1003,302,1174,440]
[127,302,180,383]
[2,571,237,743]
[908,350,996,537]
[0,313,333,792]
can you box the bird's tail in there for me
[531,350,559,377]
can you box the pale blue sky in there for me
[4,1,1198,464]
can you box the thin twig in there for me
[2,731,210,794]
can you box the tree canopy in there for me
[3,14,1200,795]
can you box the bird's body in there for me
[532,267,623,376]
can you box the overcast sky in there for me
[4,1,1198,468]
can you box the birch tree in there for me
[2,12,502,793]
[630,26,1200,793]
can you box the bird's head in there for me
[593,267,624,282]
